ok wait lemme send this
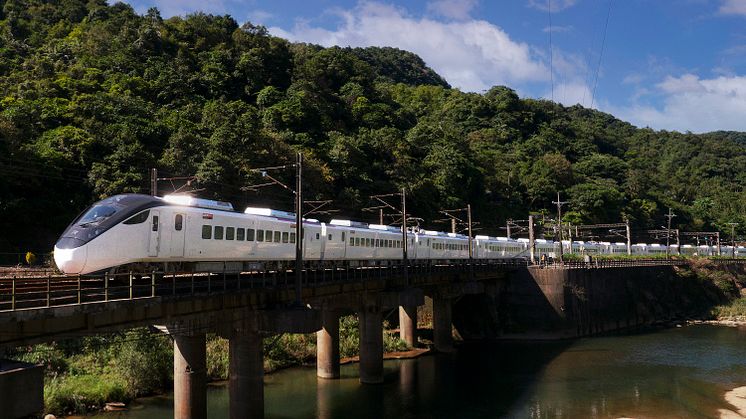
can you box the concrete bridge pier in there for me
[228,328,264,419]
[358,306,383,384]
[398,304,417,348]
[173,333,207,419]
[316,309,340,379]
[433,296,454,352]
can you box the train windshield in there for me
[77,205,119,226]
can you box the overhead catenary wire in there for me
[590,0,615,110]
[548,0,554,103]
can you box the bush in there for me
[711,298,746,318]
[264,333,316,371]
[45,374,127,415]
[107,329,172,398]
[339,315,361,358]
[10,343,69,378]
[206,335,229,380]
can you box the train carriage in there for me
[54,193,741,275]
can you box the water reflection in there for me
[98,325,746,419]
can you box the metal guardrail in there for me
[0,259,528,313]
[536,258,691,269]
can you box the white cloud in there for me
[527,0,579,12]
[719,0,746,15]
[270,2,548,92]
[427,0,478,20]
[609,74,746,133]
[247,9,273,24]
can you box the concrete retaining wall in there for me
[502,265,730,338]
[0,360,44,418]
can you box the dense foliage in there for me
[2,0,746,254]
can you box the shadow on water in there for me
[98,325,746,419]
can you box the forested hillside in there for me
[2,0,746,253]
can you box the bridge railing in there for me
[0,259,527,313]
[535,259,691,269]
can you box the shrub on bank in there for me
[45,374,127,415]
[711,298,746,318]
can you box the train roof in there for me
[244,207,294,219]
[163,194,234,211]
[368,224,401,232]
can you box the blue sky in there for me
[121,0,746,133]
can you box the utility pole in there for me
[379,208,384,225]
[567,222,573,254]
[451,218,457,234]
[665,208,676,258]
[625,217,632,255]
[528,215,536,264]
[243,154,304,306]
[401,187,408,265]
[294,152,303,306]
[728,223,739,258]
[506,219,512,239]
[716,232,721,256]
[150,168,158,196]
[552,192,568,262]
[467,204,473,260]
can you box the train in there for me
[53,194,743,275]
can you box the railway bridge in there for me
[0,260,522,418]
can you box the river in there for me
[98,325,746,418]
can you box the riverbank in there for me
[720,386,746,418]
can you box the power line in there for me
[590,0,614,109]
[548,0,554,103]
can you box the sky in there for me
[120,0,746,134]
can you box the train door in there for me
[148,210,160,257]
[171,213,185,257]
[320,224,327,261]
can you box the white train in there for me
[53,194,743,275]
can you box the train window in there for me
[282,232,289,243]
[214,226,224,240]
[237,228,245,241]
[375,239,380,247]
[266,230,273,242]
[174,214,183,231]
[350,237,354,246]
[257,230,264,242]
[328,234,333,241]
[152,216,159,232]
[226,227,235,240]
[355,237,360,246]
[289,232,296,243]
[124,210,150,225]
[315,233,320,240]
[202,225,212,239]
[274,231,281,242]
[247,229,255,241]
[342,232,346,242]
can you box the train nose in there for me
[54,245,87,274]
